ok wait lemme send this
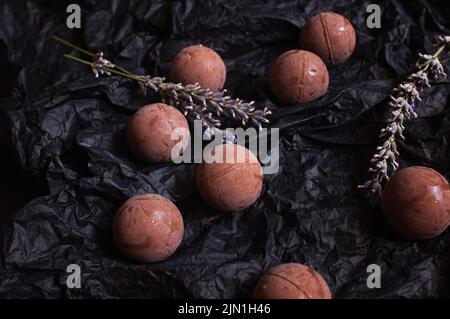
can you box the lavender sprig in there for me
[138,76,271,137]
[361,36,449,194]
[52,36,271,136]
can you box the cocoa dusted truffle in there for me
[196,144,263,212]
[253,263,332,299]
[170,45,226,92]
[113,194,184,263]
[300,12,356,66]
[382,166,450,240]
[270,50,329,105]
[127,103,190,163]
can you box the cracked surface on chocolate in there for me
[127,103,190,163]
[253,263,332,299]
[270,50,329,105]
[300,12,356,66]
[382,166,450,240]
[113,194,184,263]
[170,45,226,92]
[196,144,263,213]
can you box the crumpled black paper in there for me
[0,0,450,298]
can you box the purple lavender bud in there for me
[222,133,237,144]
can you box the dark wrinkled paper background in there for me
[0,0,449,298]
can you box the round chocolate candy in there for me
[270,50,329,105]
[253,263,332,299]
[127,103,190,163]
[300,12,356,66]
[382,166,450,240]
[113,194,184,263]
[170,44,226,92]
[196,144,263,213]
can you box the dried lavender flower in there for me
[361,36,449,194]
[138,76,271,133]
[91,52,115,78]
[437,35,450,54]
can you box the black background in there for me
[0,0,449,298]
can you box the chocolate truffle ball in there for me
[253,263,332,299]
[196,144,263,212]
[382,166,450,240]
[270,50,329,105]
[127,103,190,163]
[113,194,184,263]
[170,45,226,92]
[300,12,356,66]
